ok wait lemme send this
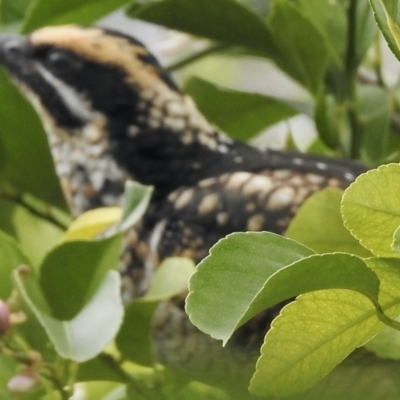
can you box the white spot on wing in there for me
[267,186,295,210]
[293,158,304,165]
[174,189,195,210]
[198,193,219,215]
[242,175,274,196]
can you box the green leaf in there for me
[39,235,122,320]
[178,381,232,400]
[286,188,372,257]
[0,0,32,25]
[266,1,330,93]
[83,382,127,400]
[0,197,63,267]
[249,257,400,397]
[184,77,297,141]
[116,300,159,366]
[245,253,380,347]
[117,257,195,365]
[356,85,391,163]
[0,230,30,298]
[314,90,340,150]
[287,352,400,400]
[0,69,65,209]
[365,322,400,360]
[63,207,122,242]
[306,137,336,157]
[356,0,377,63]
[186,232,314,343]
[21,0,132,33]
[392,225,400,252]
[145,257,195,301]
[118,181,153,232]
[294,0,347,67]
[342,164,400,257]
[15,267,124,362]
[63,181,153,241]
[369,0,400,60]
[78,356,128,383]
[128,0,277,56]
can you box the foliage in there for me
[187,166,400,397]
[1,0,400,399]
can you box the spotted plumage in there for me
[0,25,367,389]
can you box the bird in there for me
[0,25,367,392]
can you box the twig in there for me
[0,184,71,230]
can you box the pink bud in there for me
[7,374,38,393]
[0,300,10,335]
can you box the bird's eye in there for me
[46,50,81,73]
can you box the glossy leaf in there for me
[314,90,340,150]
[39,235,122,320]
[342,164,400,257]
[306,137,336,156]
[294,0,347,67]
[128,0,276,56]
[0,197,63,267]
[286,188,371,257]
[285,352,400,400]
[355,0,377,63]
[0,0,32,25]
[369,0,400,60]
[78,356,129,383]
[63,207,122,242]
[117,257,195,365]
[266,1,330,93]
[145,257,195,301]
[392,225,400,252]
[116,300,159,366]
[118,181,153,232]
[22,0,131,33]
[365,323,400,360]
[15,267,123,362]
[241,253,380,344]
[356,85,391,163]
[184,77,297,141]
[83,382,127,400]
[186,232,314,343]
[0,69,65,209]
[63,181,153,241]
[250,257,400,397]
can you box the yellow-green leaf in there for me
[63,207,122,242]
[145,257,195,301]
[250,257,400,397]
[342,164,400,257]
[286,188,371,257]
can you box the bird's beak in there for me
[0,33,29,70]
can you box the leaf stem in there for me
[345,0,361,159]
[372,33,384,87]
[99,353,162,400]
[375,311,400,333]
[0,184,71,230]
[41,371,70,400]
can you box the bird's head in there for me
[0,25,263,211]
[0,25,188,140]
